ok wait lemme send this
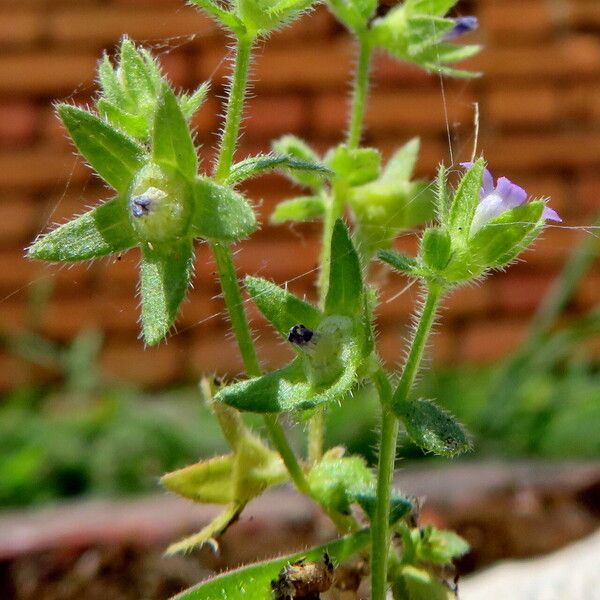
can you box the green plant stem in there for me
[210,241,311,495]
[214,34,253,182]
[392,284,443,407]
[347,36,372,150]
[307,36,373,464]
[370,368,398,600]
[209,37,311,498]
[369,285,442,600]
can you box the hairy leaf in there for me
[270,195,325,223]
[191,178,256,241]
[226,154,329,186]
[58,105,146,193]
[245,276,323,337]
[139,237,194,345]
[325,220,364,317]
[170,529,370,599]
[97,99,149,140]
[448,158,485,235]
[395,399,471,457]
[272,135,324,189]
[28,198,136,262]
[355,492,413,525]
[378,250,419,275]
[153,84,198,178]
[180,82,210,120]
[161,455,235,504]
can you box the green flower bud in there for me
[420,227,451,271]
[129,163,193,243]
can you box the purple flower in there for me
[461,163,562,236]
[444,16,479,41]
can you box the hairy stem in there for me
[214,34,253,181]
[371,368,398,600]
[347,36,372,150]
[392,285,443,407]
[211,241,311,494]
[210,35,312,498]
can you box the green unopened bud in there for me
[236,0,314,35]
[129,163,192,243]
[421,227,451,271]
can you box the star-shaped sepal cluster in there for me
[216,220,376,414]
[379,159,562,288]
[28,61,257,346]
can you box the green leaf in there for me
[139,237,194,345]
[417,526,470,564]
[153,83,198,178]
[470,200,544,268]
[28,198,136,262]
[308,454,374,514]
[381,137,420,182]
[161,455,235,504]
[166,503,244,555]
[326,0,375,32]
[98,53,125,106]
[57,104,146,193]
[271,195,325,223]
[325,220,364,317]
[245,276,323,337]
[170,530,370,600]
[378,250,419,275]
[226,154,330,186]
[434,163,450,221]
[97,98,149,139]
[180,82,210,120]
[407,15,454,53]
[119,38,158,103]
[448,158,484,235]
[408,0,457,16]
[355,492,413,525]
[189,0,247,33]
[272,135,324,189]
[218,348,359,413]
[393,565,457,600]
[325,145,381,186]
[395,399,471,457]
[191,178,256,241]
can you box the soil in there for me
[1,462,598,600]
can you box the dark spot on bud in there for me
[131,193,154,218]
[288,324,313,346]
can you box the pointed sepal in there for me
[139,237,194,345]
[57,104,146,193]
[191,178,257,241]
[28,198,136,262]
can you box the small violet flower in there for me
[444,16,479,41]
[461,162,562,236]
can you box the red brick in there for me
[0,53,98,95]
[198,40,354,90]
[460,319,528,363]
[0,101,39,148]
[468,37,600,81]
[563,85,600,124]
[189,333,245,377]
[485,87,560,127]
[479,1,560,42]
[0,353,36,392]
[0,196,38,246]
[244,96,308,137]
[48,6,215,46]
[576,172,600,213]
[0,10,43,47]
[493,272,555,314]
[568,2,600,28]
[0,148,91,190]
[0,251,42,291]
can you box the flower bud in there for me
[129,163,192,243]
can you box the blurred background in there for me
[0,0,599,597]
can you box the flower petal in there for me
[542,206,562,222]
[470,193,507,236]
[443,16,479,40]
[495,176,527,208]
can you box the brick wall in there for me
[0,0,599,389]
